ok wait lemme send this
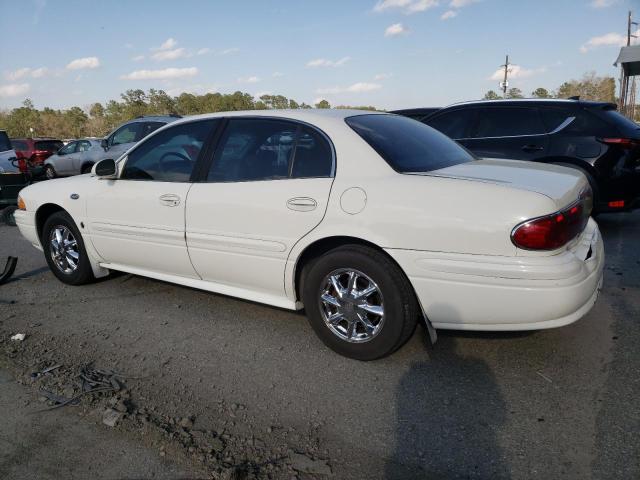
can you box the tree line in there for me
[0,71,621,139]
[483,72,617,104]
[0,90,377,139]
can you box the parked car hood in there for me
[420,158,589,210]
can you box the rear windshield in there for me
[0,132,11,152]
[345,114,474,173]
[597,109,640,134]
[35,140,64,152]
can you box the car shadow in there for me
[385,306,510,479]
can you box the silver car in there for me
[98,115,181,163]
[44,138,103,178]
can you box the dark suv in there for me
[404,99,640,213]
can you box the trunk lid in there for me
[420,158,589,210]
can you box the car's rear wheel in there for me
[302,245,418,360]
[44,165,56,179]
[42,211,95,285]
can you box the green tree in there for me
[505,88,524,99]
[147,89,176,115]
[556,72,615,102]
[483,90,501,100]
[531,87,551,99]
[315,99,331,109]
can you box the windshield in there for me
[345,114,474,173]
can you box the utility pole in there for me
[628,11,638,119]
[500,55,511,98]
[621,11,638,117]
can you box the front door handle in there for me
[287,197,317,212]
[159,194,181,207]
[522,144,544,152]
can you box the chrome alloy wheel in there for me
[49,225,79,274]
[318,268,385,343]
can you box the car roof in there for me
[390,108,441,116]
[441,98,617,109]
[171,108,387,127]
[125,115,181,124]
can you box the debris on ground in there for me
[289,452,332,476]
[10,333,26,341]
[103,408,124,427]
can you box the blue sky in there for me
[0,0,637,110]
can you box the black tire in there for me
[42,211,95,285]
[81,163,94,174]
[44,164,57,179]
[1,206,17,226]
[302,245,418,360]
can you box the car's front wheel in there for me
[42,211,95,285]
[302,245,418,360]
[44,165,56,179]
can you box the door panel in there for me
[86,180,197,277]
[186,178,332,296]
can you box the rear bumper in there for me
[386,219,604,331]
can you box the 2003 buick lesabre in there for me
[14,110,604,360]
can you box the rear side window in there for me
[0,132,11,152]
[426,109,475,139]
[471,107,546,137]
[11,140,27,151]
[594,109,640,135]
[346,114,474,173]
[207,119,333,182]
[35,140,63,151]
[122,120,218,182]
[539,108,573,132]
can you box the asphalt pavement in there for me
[0,211,638,479]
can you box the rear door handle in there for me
[159,194,181,207]
[522,144,544,152]
[286,197,317,212]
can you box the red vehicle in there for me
[11,137,64,173]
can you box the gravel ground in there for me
[0,211,638,479]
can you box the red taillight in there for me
[511,193,591,251]
[608,200,625,208]
[600,137,639,149]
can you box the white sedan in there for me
[14,110,604,360]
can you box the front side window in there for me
[77,140,92,152]
[121,119,217,182]
[58,142,77,155]
[111,123,142,146]
[346,114,474,173]
[470,107,546,138]
[207,119,332,182]
[426,109,476,139]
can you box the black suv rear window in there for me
[35,140,63,151]
[0,132,11,152]
[346,114,474,173]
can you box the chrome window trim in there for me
[453,116,576,141]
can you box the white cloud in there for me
[489,64,546,81]
[590,0,616,7]
[0,83,30,97]
[374,72,393,80]
[580,32,626,53]
[120,67,198,80]
[406,0,439,13]
[238,76,260,83]
[156,38,177,51]
[151,47,187,61]
[449,0,478,7]
[385,23,408,37]
[272,71,284,77]
[196,48,211,56]
[316,82,382,94]
[66,57,100,70]
[441,9,458,19]
[132,55,145,62]
[217,48,240,56]
[166,84,218,96]
[306,57,351,68]
[6,66,49,81]
[373,0,438,14]
[255,91,273,98]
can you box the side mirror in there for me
[93,159,117,179]
[101,138,108,150]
